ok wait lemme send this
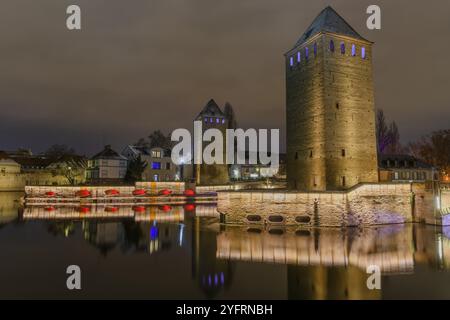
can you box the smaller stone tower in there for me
[194,99,230,186]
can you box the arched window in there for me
[297,51,301,62]
[351,44,356,56]
[361,47,366,59]
[314,43,317,57]
[340,42,345,54]
[330,40,335,52]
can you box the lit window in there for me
[151,150,161,158]
[222,119,225,124]
[351,44,356,56]
[314,43,317,57]
[297,51,301,62]
[204,117,208,123]
[216,118,220,124]
[305,47,309,59]
[330,40,335,52]
[152,162,161,170]
[210,117,213,123]
[340,42,345,54]
[289,56,294,66]
[362,47,366,59]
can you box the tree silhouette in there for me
[376,109,402,154]
[125,155,147,182]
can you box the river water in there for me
[0,192,449,299]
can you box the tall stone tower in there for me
[194,99,230,186]
[286,6,378,191]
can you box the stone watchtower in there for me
[194,99,230,186]
[286,6,378,191]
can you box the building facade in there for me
[86,145,127,184]
[379,154,436,183]
[121,145,178,182]
[286,6,378,191]
[194,99,230,186]
[0,151,87,190]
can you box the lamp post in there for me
[179,159,184,181]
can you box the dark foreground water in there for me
[1,192,450,299]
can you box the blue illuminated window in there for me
[351,44,356,56]
[204,117,208,123]
[216,118,220,124]
[152,162,161,170]
[289,56,294,66]
[210,117,213,123]
[222,119,225,124]
[305,47,309,59]
[330,40,335,52]
[297,51,301,62]
[362,47,366,59]
[340,42,345,54]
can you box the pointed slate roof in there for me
[196,99,225,120]
[294,6,368,47]
[91,145,127,160]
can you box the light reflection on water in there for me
[1,192,450,299]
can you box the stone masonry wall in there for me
[217,183,424,227]
[286,33,378,191]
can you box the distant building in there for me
[121,145,178,182]
[230,153,286,180]
[0,152,21,175]
[0,152,22,191]
[379,154,436,182]
[286,6,378,191]
[0,151,87,189]
[194,99,230,186]
[86,145,127,184]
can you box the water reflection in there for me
[217,225,414,274]
[0,192,22,225]
[1,193,450,299]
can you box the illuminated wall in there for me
[286,14,378,191]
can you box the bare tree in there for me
[45,144,76,159]
[50,156,87,185]
[224,102,237,129]
[148,130,172,149]
[408,130,450,180]
[376,109,402,154]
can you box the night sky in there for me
[0,0,449,156]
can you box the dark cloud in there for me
[0,0,448,155]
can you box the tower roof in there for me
[196,99,225,120]
[294,6,368,47]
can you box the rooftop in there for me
[293,6,369,48]
[196,99,225,120]
[379,154,434,170]
[91,145,127,160]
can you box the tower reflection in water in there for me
[18,203,450,299]
[216,224,450,299]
